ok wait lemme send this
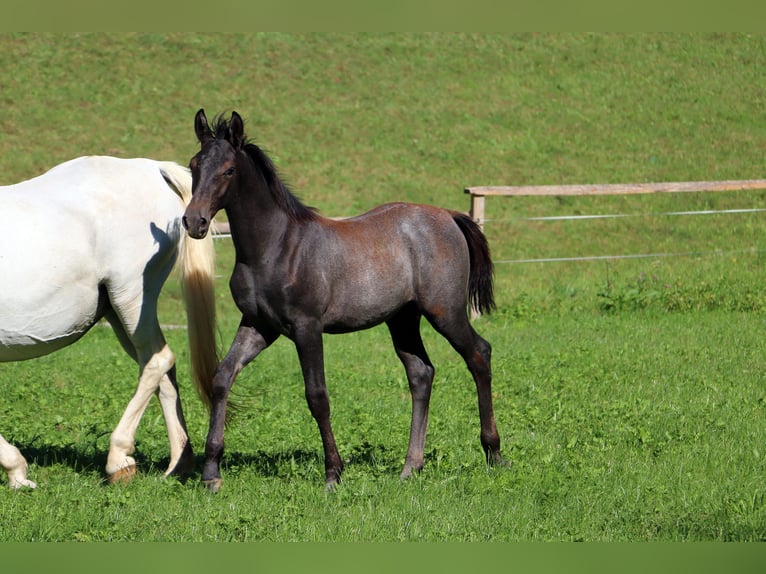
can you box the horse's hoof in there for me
[109,464,137,484]
[202,477,222,493]
[323,468,342,492]
[488,451,511,469]
[399,461,423,480]
[9,478,37,490]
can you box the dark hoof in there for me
[399,463,423,480]
[202,477,223,493]
[324,468,342,492]
[488,451,511,468]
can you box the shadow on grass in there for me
[212,440,400,480]
[21,442,108,478]
[19,439,399,484]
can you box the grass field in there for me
[2,33,766,541]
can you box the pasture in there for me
[1,33,766,541]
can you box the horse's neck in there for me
[224,184,290,263]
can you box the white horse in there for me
[0,156,218,488]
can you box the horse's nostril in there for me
[183,214,208,231]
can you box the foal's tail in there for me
[452,212,496,316]
[161,162,218,411]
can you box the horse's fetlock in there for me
[109,433,135,455]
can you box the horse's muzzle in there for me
[182,213,210,240]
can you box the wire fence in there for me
[209,186,766,265]
[466,180,766,265]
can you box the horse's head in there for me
[183,109,245,239]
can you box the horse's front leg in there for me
[202,321,276,493]
[294,329,343,490]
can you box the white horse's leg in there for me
[156,367,195,477]
[104,271,194,481]
[106,344,177,482]
[0,434,36,489]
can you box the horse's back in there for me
[333,202,470,271]
[313,203,471,330]
[4,156,187,266]
[3,156,185,222]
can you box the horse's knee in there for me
[412,360,435,383]
[407,362,434,399]
[476,336,491,363]
[137,344,176,395]
[304,385,331,418]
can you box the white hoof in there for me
[8,475,37,489]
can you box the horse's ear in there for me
[194,108,212,144]
[230,111,245,149]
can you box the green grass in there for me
[2,33,766,541]
[2,309,766,541]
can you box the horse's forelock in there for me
[210,115,230,141]
[205,114,229,142]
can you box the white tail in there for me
[160,162,218,410]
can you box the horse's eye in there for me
[224,167,235,177]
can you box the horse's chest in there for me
[229,266,261,313]
[229,265,285,319]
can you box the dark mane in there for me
[242,144,318,223]
[210,114,317,223]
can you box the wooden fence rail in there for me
[465,179,766,231]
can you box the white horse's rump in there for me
[0,156,218,488]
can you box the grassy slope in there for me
[1,33,766,540]
[3,33,764,313]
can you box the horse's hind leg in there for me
[0,434,36,489]
[427,309,504,467]
[104,308,194,482]
[156,365,196,477]
[386,307,435,479]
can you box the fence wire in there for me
[480,206,766,265]
[210,206,766,264]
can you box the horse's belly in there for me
[323,286,411,333]
[0,277,101,362]
[0,329,91,361]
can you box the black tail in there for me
[452,212,496,315]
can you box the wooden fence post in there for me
[466,189,486,232]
